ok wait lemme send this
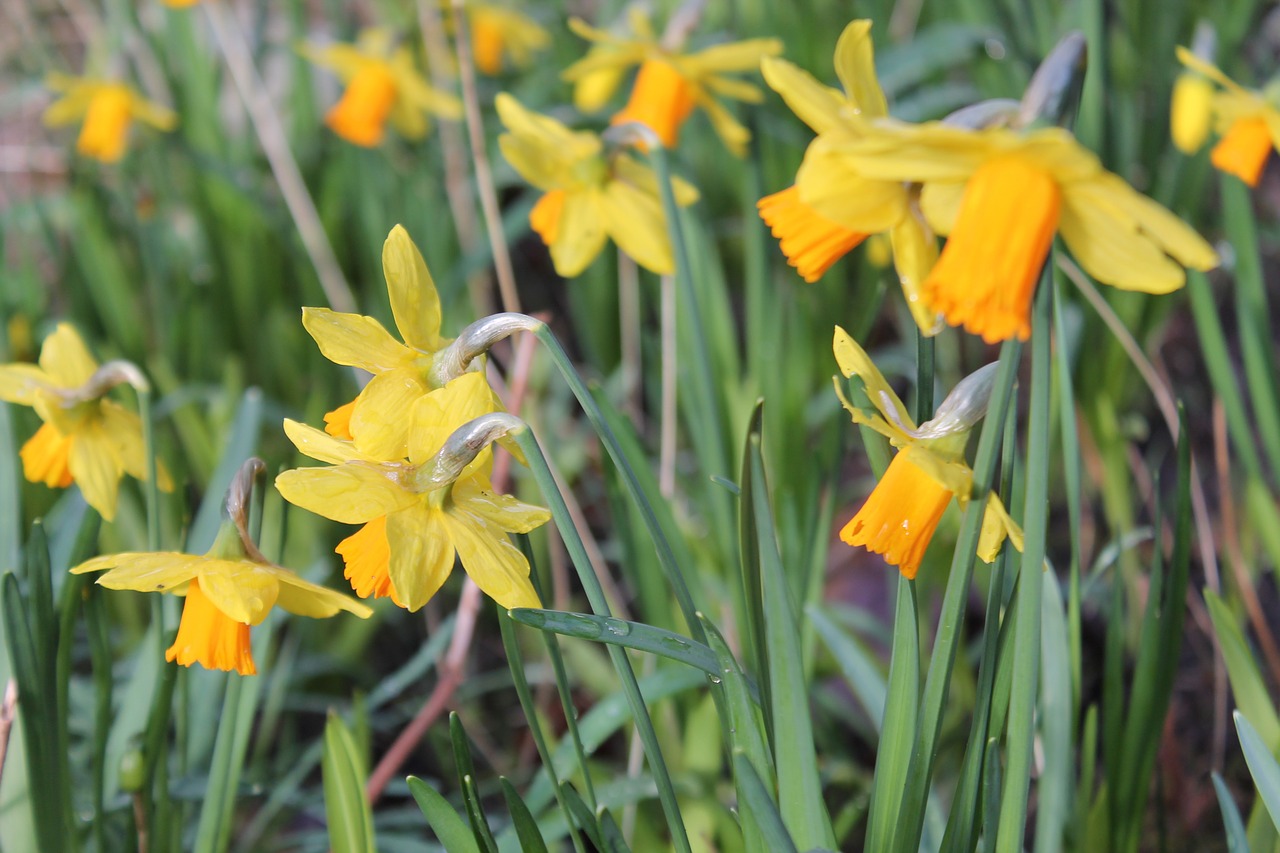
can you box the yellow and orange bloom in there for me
[461,4,550,76]
[496,94,699,277]
[757,21,942,334]
[302,30,462,147]
[275,372,551,611]
[72,521,371,675]
[0,324,170,520]
[561,8,781,155]
[1175,47,1280,187]
[815,120,1218,343]
[43,74,176,163]
[832,327,1021,579]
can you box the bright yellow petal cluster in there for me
[832,326,1022,579]
[72,522,371,675]
[43,73,176,163]
[275,371,550,611]
[1174,47,1280,187]
[465,4,550,76]
[758,20,940,335]
[302,29,463,147]
[561,9,781,155]
[0,324,171,521]
[496,94,699,277]
[816,119,1218,343]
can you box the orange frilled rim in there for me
[166,578,256,675]
[758,185,868,282]
[840,450,953,580]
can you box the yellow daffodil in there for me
[43,73,176,163]
[302,29,462,147]
[756,20,941,334]
[561,8,781,155]
[1175,47,1280,187]
[459,3,550,76]
[815,120,1218,343]
[496,93,699,277]
[161,0,200,7]
[0,324,170,521]
[72,521,371,675]
[833,327,1021,579]
[275,372,550,611]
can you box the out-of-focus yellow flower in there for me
[756,20,941,334]
[0,324,171,521]
[275,372,551,611]
[302,29,462,147]
[43,74,176,163]
[832,327,1021,579]
[461,4,550,76]
[820,120,1219,343]
[1175,47,1280,187]
[1171,71,1215,155]
[561,8,781,155]
[161,0,201,7]
[72,521,371,675]
[496,93,699,277]
[302,225,467,459]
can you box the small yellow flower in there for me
[818,120,1218,342]
[72,522,371,675]
[757,20,940,334]
[496,93,699,277]
[832,327,1022,579]
[302,29,462,147]
[1171,71,1215,156]
[275,372,551,611]
[561,8,781,155]
[1175,47,1280,187]
[0,324,170,521]
[43,74,176,163]
[462,4,550,76]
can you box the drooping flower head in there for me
[455,3,550,76]
[757,19,942,335]
[1175,47,1280,187]
[72,461,371,675]
[302,29,462,147]
[496,93,699,277]
[275,372,551,611]
[43,73,176,163]
[0,324,171,520]
[832,327,1021,579]
[561,5,781,155]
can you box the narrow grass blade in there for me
[1213,771,1249,852]
[1206,590,1280,748]
[408,776,481,853]
[194,672,263,853]
[807,605,887,733]
[733,752,801,853]
[322,711,376,853]
[499,777,550,853]
[1034,575,1072,853]
[866,575,919,852]
[560,782,606,851]
[1237,710,1280,835]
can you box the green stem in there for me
[1052,274,1084,725]
[513,428,692,853]
[996,271,1054,851]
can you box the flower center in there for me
[757,185,868,282]
[840,449,954,580]
[77,87,133,163]
[326,63,399,147]
[1211,116,1272,187]
[166,578,256,675]
[610,58,696,149]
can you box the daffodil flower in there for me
[43,73,176,163]
[496,93,699,277]
[756,20,941,334]
[0,324,170,521]
[302,29,462,147]
[1175,47,1280,187]
[304,225,481,460]
[459,3,550,76]
[815,119,1218,343]
[561,7,781,155]
[833,326,1021,579]
[275,372,550,611]
[72,520,371,675]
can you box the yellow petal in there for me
[283,418,368,464]
[977,493,1024,562]
[271,567,373,619]
[409,372,500,467]
[350,368,430,460]
[832,326,916,432]
[759,56,845,135]
[69,423,123,521]
[600,177,674,274]
[386,505,455,611]
[196,559,280,625]
[275,464,417,524]
[391,51,463,120]
[682,39,783,75]
[918,180,965,235]
[702,75,766,105]
[889,214,943,336]
[1175,46,1252,99]
[549,190,608,278]
[0,364,54,405]
[126,91,178,131]
[383,225,446,352]
[796,134,908,231]
[43,89,97,128]
[452,475,550,533]
[300,42,373,84]
[612,157,699,206]
[1083,174,1218,271]
[1058,189,1189,294]
[698,94,752,157]
[827,120,991,182]
[301,307,413,373]
[833,20,887,119]
[572,65,629,112]
[901,443,973,498]
[39,323,98,388]
[100,401,169,490]
[74,551,197,591]
[440,507,540,610]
